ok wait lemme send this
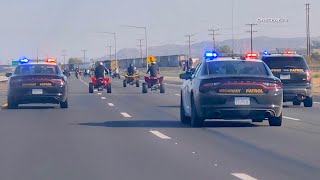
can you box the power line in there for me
[208,28,219,50]
[246,23,258,53]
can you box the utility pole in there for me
[108,46,112,61]
[185,34,195,59]
[246,23,258,53]
[81,50,87,63]
[62,50,67,65]
[208,28,219,50]
[137,39,144,66]
[306,3,311,59]
[36,48,39,63]
[231,0,235,57]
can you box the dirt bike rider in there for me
[127,64,135,76]
[94,62,109,79]
[75,67,80,78]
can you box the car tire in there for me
[7,97,18,109]
[190,96,205,127]
[268,113,282,126]
[142,83,148,93]
[293,100,301,106]
[180,94,191,124]
[136,80,140,87]
[123,80,127,87]
[60,99,69,109]
[304,96,313,107]
[107,83,112,93]
[159,83,165,93]
[89,83,94,93]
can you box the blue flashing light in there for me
[204,51,219,60]
[263,50,269,55]
[19,57,30,64]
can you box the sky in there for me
[0,0,318,64]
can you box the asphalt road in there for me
[1,76,320,180]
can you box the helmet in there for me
[129,64,133,67]
[99,62,103,65]
[151,61,156,64]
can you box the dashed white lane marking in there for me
[108,103,115,107]
[174,94,180,96]
[97,93,102,95]
[231,173,258,180]
[150,130,172,139]
[314,102,320,104]
[79,78,89,86]
[101,97,106,100]
[283,116,301,121]
[121,112,132,118]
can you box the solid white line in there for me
[174,94,180,96]
[121,112,132,118]
[108,103,114,107]
[231,173,258,180]
[101,97,106,100]
[150,130,172,140]
[314,102,320,104]
[283,116,300,121]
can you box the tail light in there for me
[306,70,311,82]
[9,78,22,87]
[262,82,282,89]
[51,78,65,86]
[199,82,221,92]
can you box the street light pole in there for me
[137,39,144,66]
[81,49,87,63]
[121,25,148,69]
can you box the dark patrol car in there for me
[179,52,283,127]
[260,53,313,107]
[6,60,68,109]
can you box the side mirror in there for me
[186,68,196,74]
[179,73,192,80]
[5,73,12,77]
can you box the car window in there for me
[193,63,202,78]
[205,61,270,76]
[14,65,60,75]
[262,56,308,71]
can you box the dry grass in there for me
[0,82,7,91]
[313,71,320,95]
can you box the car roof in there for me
[260,54,303,58]
[206,59,263,63]
[18,63,57,66]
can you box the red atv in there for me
[142,76,165,93]
[89,76,112,93]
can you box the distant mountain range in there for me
[94,36,320,61]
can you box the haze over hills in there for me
[95,36,320,61]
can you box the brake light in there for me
[51,78,64,85]
[262,82,282,89]
[199,82,221,92]
[306,70,311,81]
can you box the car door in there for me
[184,63,202,115]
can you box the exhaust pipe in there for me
[297,94,305,101]
[264,111,272,118]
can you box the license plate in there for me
[235,97,250,105]
[280,74,290,80]
[32,89,43,95]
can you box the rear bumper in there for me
[8,86,67,104]
[283,85,312,102]
[196,91,283,119]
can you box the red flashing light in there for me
[46,57,57,63]
[285,49,294,54]
[245,52,258,59]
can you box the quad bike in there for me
[142,76,165,93]
[89,76,112,93]
[123,74,140,87]
[112,72,121,79]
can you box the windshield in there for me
[263,56,308,70]
[205,61,269,76]
[14,64,60,75]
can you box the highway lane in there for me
[0,75,320,179]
